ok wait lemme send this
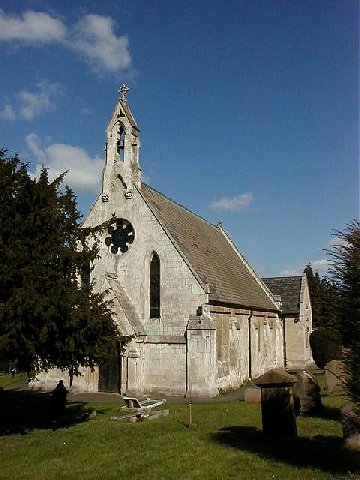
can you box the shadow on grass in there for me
[302,404,342,421]
[0,389,101,436]
[294,402,343,421]
[211,426,360,475]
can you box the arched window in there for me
[150,252,160,318]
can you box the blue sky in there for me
[0,0,358,277]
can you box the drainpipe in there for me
[248,310,253,379]
[283,316,287,368]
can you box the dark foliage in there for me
[0,388,101,435]
[328,220,360,408]
[309,328,342,369]
[0,150,121,376]
[304,264,340,332]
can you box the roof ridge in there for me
[262,275,302,280]
[82,192,101,226]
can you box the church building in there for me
[33,87,312,397]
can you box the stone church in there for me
[33,86,312,397]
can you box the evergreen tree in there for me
[305,264,341,369]
[304,264,340,332]
[0,150,121,376]
[329,220,360,408]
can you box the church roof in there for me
[140,184,278,312]
[262,276,302,315]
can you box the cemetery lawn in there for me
[0,392,358,480]
[0,372,27,388]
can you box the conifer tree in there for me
[329,220,360,408]
[305,263,341,369]
[0,150,120,376]
[304,264,340,332]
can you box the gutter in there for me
[248,310,253,379]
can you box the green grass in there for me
[0,372,27,388]
[0,390,358,480]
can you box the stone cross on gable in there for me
[118,84,129,101]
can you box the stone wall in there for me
[209,306,283,392]
[285,274,313,369]
[143,340,187,396]
[29,366,99,393]
[250,313,283,379]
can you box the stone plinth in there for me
[244,387,261,403]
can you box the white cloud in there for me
[26,134,103,193]
[0,9,67,43]
[0,9,131,74]
[326,236,347,249]
[278,268,302,277]
[18,81,63,120]
[1,81,63,121]
[0,104,15,121]
[310,259,332,276]
[26,133,47,163]
[209,193,254,212]
[279,258,332,278]
[70,14,130,72]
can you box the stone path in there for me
[5,381,245,404]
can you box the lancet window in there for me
[150,252,160,318]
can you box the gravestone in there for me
[294,370,323,416]
[324,360,347,395]
[244,387,261,403]
[255,369,297,439]
[342,403,360,452]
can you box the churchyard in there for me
[0,374,358,480]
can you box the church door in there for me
[99,342,121,393]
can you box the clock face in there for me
[105,218,135,254]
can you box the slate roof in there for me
[262,276,302,315]
[140,184,277,312]
[106,276,146,336]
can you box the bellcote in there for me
[102,85,141,199]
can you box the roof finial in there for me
[118,84,129,102]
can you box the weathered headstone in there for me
[342,403,360,452]
[294,370,323,416]
[244,387,261,403]
[324,360,347,395]
[255,369,297,439]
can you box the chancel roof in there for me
[262,276,302,315]
[140,184,277,311]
